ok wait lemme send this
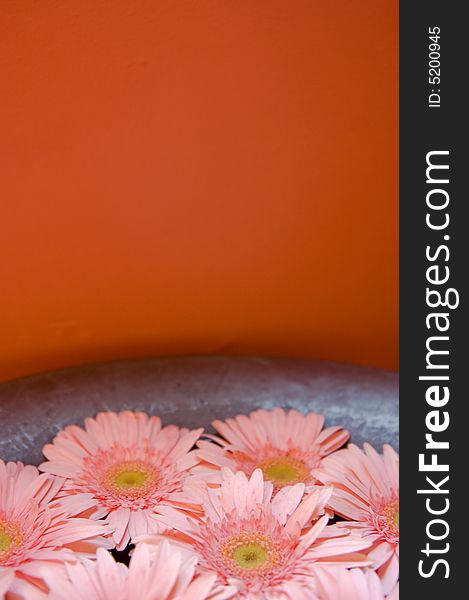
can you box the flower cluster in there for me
[0,408,398,599]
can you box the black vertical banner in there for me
[400,1,466,596]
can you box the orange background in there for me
[0,1,398,382]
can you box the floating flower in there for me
[196,408,349,491]
[0,459,108,599]
[314,443,399,595]
[140,468,371,599]
[40,411,203,550]
[43,541,232,600]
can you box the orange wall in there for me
[0,1,398,382]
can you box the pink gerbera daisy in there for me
[140,468,372,599]
[0,460,108,599]
[42,541,232,600]
[314,443,399,595]
[40,411,203,550]
[196,408,349,492]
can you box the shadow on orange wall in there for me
[0,1,398,382]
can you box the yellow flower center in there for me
[258,456,310,486]
[222,532,279,576]
[114,469,148,490]
[232,542,268,570]
[0,521,23,564]
[0,531,12,554]
[385,500,399,530]
[104,461,157,497]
